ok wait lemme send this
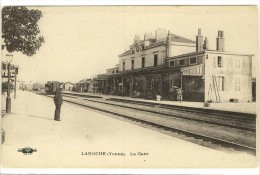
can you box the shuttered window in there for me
[217,76,225,91]
[235,77,241,91]
[214,56,224,68]
[217,56,223,67]
[235,57,241,68]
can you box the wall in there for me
[204,53,252,102]
[170,42,196,57]
[166,53,205,68]
[119,44,166,71]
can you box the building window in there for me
[217,56,223,67]
[217,76,225,91]
[132,50,135,54]
[116,70,118,73]
[235,77,240,91]
[112,70,114,74]
[141,45,144,51]
[142,57,145,68]
[131,60,134,70]
[189,57,197,65]
[179,59,185,66]
[169,61,175,67]
[154,54,158,66]
[123,62,125,71]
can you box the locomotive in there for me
[45,81,64,95]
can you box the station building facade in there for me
[94,28,253,103]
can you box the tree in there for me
[2,6,44,57]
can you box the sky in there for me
[1,6,258,84]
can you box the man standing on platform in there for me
[54,84,63,121]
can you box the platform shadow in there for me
[27,114,54,121]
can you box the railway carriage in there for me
[45,81,64,94]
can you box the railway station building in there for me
[64,82,74,91]
[94,28,253,103]
[75,78,94,93]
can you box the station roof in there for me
[94,65,182,80]
[119,33,195,57]
[170,33,196,44]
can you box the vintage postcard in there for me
[0,5,259,172]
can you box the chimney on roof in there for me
[144,32,154,46]
[166,30,171,57]
[216,30,224,51]
[196,28,203,52]
[203,37,209,50]
[134,35,140,41]
[155,28,167,41]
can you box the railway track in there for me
[64,92,255,115]
[82,97,255,132]
[107,98,256,122]
[62,92,256,123]
[38,92,256,155]
[62,93,256,133]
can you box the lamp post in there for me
[6,54,13,113]
[14,65,19,99]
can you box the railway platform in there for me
[63,91,257,115]
[1,90,257,168]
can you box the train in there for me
[45,81,64,95]
[33,83,41,91]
